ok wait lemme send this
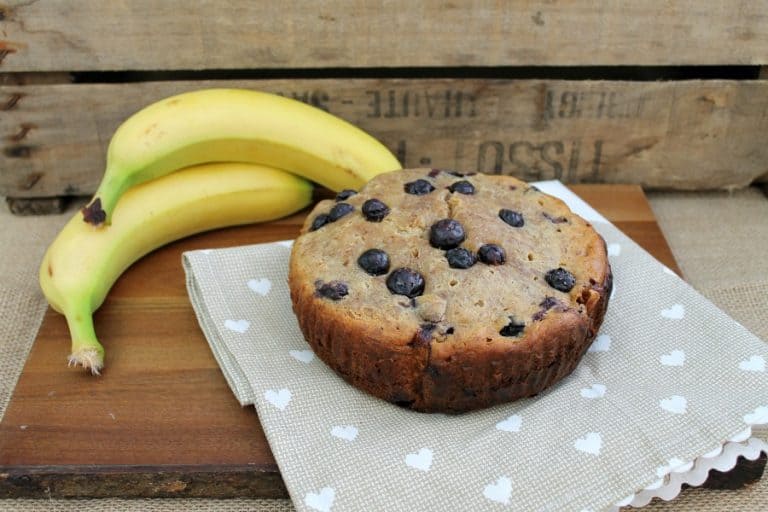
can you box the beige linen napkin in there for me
[183,181,768,512]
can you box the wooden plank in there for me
[2,78,768,200]
[0,1,766,72]
[1,185,760,501]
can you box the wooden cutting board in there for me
[0,185,763,498]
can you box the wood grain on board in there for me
[0,185,763,499]
[0,1,766,72]
[2,79,768,202]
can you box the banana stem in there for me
[81,198,107,225]
[63,304,105,375]
[83,173,126,226]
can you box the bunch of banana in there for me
[81,88,400,225]
[39,88,401,373]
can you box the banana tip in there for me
[81,198,107,226]
[68,349,104,375]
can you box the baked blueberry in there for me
[499,209,524,227]
[429,219,466,249]
[478,244,506,265]
[404,179,435,195]
[362,198,390,222]
[499,317,525,337]
[448,180,475,195]
[532,296,562,321]
[445,247,476,269]
[328,202,354,221]
[410,322,437,348]
[315,280,349,300]
[386,268,425,298]
[357,248,390,276]
[310,213,331,231]
[335,189,357,201]
[545,267,576,292]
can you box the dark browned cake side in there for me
[289,168,612,413]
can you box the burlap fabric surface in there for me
[1,187,767,511]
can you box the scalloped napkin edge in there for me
[609,428,768,510]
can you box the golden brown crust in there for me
[288,168,612,413]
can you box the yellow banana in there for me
[82,88,401,225]
[40,162,313,374]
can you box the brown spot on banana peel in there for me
[47,262,53,277]
[81,198,107,225]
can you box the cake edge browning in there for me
[422,259,612,413]
[288,254,430,408]
[289,255,612,414]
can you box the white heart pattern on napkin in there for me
[331,425,358,442]
[660,350,686,367]
[247,277,272,296]
[483,476,512,505]
[224,319,250,333]
[580,384,606,399]
[304,487,335,512]
[660,395,687,414]
[587,334,611,353]
[495,414,522,432]
[743,406,768,425]
[739,355,765,372]
[405,448,433,472]
[607,243,621,257]
[574,432,602,456]
[290,349,315,364]
[661,304,685,320]
[264,388,292,411]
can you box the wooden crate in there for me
[1,0,768,214]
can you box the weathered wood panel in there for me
[0,1,766,72]
[1,78,767,198]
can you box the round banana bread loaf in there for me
[288,168,612,413]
